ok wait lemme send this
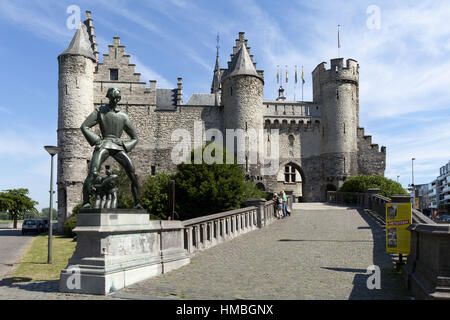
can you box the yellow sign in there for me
[386,203,412,254]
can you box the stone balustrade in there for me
[182,199,276,255]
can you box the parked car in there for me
[22,219,44,235]
[39,218,49,231]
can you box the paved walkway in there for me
[0,203,411,300]
[0,229,35,279]
[113,203,410,300]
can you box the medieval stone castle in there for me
[56,12,386,228]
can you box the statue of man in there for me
[81,87,142,209]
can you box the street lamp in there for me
[412,158,416,209]
[44,145,61,264]
[397,175,400,183]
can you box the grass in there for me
[13,234,76,281]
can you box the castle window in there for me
[110,69,119,81]
[151,166,156,176]
[284,165,296,183]
[336,90,339,100]
[230,87,233,96]
[288,135,295,147]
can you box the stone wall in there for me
[357,127,386,175]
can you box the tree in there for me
[174,143,257,220]
[141,172,175,220]
[0,189,38,229]
[339,175,408,198]
[41,207,58,220]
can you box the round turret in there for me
[57,24,96,230]
[313,58,360,188]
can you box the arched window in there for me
[284,165,296,183]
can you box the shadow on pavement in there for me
[278,239,373,243]
[0,230,38,237]
[346,208,410,300]
[0,277,59,293]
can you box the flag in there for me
[295,65,298,84]
[285,66,288,83]
[276,66,279,84]
[301,67,305,84]
[338,24,341,49]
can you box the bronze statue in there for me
[81,87,142,209]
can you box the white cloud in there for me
[0,1,72,44]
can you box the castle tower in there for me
[221,33,264,176]
[312,58,359,190]
[57,24,96,231]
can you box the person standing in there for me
[281,190,287,218]
[273,193,283,219]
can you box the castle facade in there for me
[57,12,385,229]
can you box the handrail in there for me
[327,190,436,224]
[182,206,257,227]
[182,200,277,255]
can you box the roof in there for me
[156,89,177,110]
[59,24,96,61]
[223,43,261,80]
[186,94,216,106]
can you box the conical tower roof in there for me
[224,43,261,80]
[59,24,96,61]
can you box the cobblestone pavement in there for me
[0,203,411,300]
[114,203,411,300]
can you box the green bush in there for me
[241,181,265,204]
[343,194,357,204]
[63,215,77,238]
[141,172,175,220]
[339,175,407,198]
[114,168,134,209]
[174,143,249,220]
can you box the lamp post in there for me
[44,146,61,264]
[397,175,400,183]
[412,158,416,209]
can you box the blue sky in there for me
[1,0,449,209]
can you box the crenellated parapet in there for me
[312,58,359,103]
[357,127,386,175]
[264,117,321,132]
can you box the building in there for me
[56,12,386,229]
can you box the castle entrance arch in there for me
[325,184,337,200]
[276,161,305,202]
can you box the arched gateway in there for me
[276,162,305,202]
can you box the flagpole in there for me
[301,65,304,101]
[338,24,341,58]
[294,65,296,101]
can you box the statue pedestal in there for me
[59,209,190,295]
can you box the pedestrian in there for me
[273,193,283,219]
[281,190,287,218]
